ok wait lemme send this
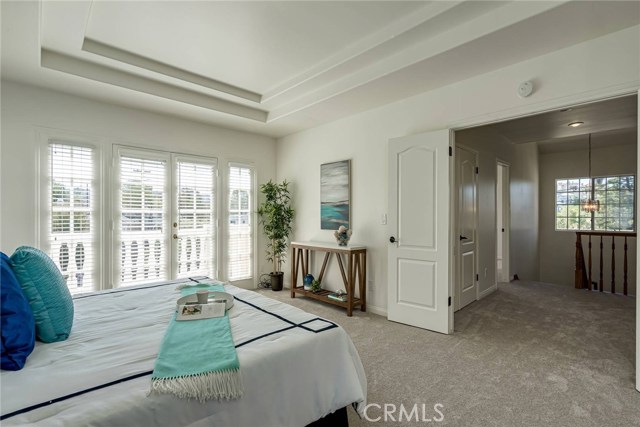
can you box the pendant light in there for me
[581,133,600,212]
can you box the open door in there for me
[387,129,452,334]
[455,145,478,311]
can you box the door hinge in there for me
[476,274,479,281]
[448,296,451,306]
[449,146,452,156]
[475,166,479,174]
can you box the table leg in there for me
[291,247,297,298]
[360,252,366,312]
[347,252,354,316]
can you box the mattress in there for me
[1,278,367,426]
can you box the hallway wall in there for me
[538,136,637,294]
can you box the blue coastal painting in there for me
[321,160,350,230]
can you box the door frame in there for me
[453,144,480,311]
[496,159,510,283]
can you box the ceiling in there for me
[472,94,638,151]
[2,1,640,138]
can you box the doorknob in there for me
[460,235,468,241]
[173,234,180,240]
[389,236,397,243]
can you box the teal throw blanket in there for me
[150,283,242,402]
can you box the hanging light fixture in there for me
[582,133,600,213]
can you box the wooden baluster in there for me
[588,235,592,291]
[624,236,628,296]
[599,236,604,292]
[575,233,584,289]
[611,237,616,295]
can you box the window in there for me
[555,175,635,231]
[176,158,217,279]
[227,164,253,281]
[47,142,96,294]
[116,149,169,286]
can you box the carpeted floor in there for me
[259,281,639,426]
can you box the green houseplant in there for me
[257,180,294,291]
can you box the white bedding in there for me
[1,279,367,427]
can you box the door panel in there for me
[173,156,218,279]
[114,147,171,287]
[388,129,451,334]
[456,146,478,311]
[398,148,435,249]
[397,259,436,308]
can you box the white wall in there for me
[0,81,277,288]
[539,141,637,294]
[277,25,639,315]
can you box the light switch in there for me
[381,214,387,225]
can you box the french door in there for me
[114,146,217,287]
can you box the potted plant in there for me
[257,180,294,291]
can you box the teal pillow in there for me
[10,246,74,343]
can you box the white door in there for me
[387,129,452,334]
[455,146,478,311]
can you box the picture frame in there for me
[320,159,351,230]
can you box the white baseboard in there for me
[366,304,387,317]
[479,283,498,299]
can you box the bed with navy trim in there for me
[1,278,367,426]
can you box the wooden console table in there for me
[290,241,366,316]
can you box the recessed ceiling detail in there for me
[2,1,639,136]
[82,38,262,103]
[41,49,268,122]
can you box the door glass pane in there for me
[176,160,217,279]
[118,155,168,286]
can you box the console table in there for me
[290,241,366,316]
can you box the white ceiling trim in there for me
[260,1,461,103]
[264,0,568,122]
[41,49,268,122]
[82,37,262,103]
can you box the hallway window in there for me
[555,175,635,231]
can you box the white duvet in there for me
[1,279,367,427]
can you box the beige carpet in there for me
[259,281,639,426]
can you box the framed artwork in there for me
[321,160,350,230]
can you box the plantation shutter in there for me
[227,164,253,281]
[116,148,169,286]
[175,158,217,279]
[48,142,96,294]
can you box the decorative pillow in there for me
[1,252,36,370]
[10,246,74,343]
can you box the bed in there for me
[1,277,367,426]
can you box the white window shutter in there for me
[47,142,96,294]
[175,158,217,279]
[116,149,169,286]
[228,164,253,281]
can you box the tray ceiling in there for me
[2,1,640,137]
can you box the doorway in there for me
[496,161,510,283]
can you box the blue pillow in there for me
[10,246,74,343]
[1,252,36,370]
